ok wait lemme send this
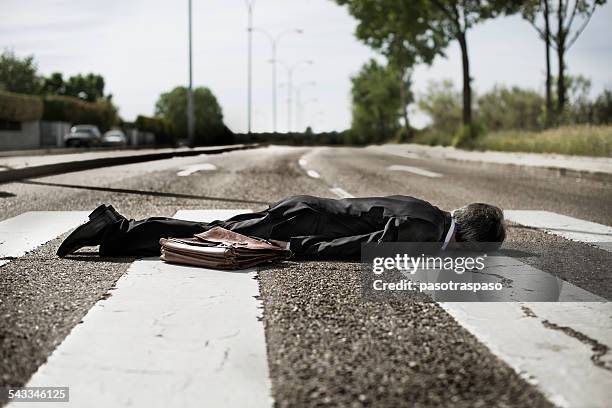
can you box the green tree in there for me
[0,50,41,94]
[591,88,612,124]
[155,86,230,145]
[522,0,555,126]
[478,86,545,131]
[42,72,108,102]
[349,59,405,144]
[418,80,463,133]
[523,1,606,115]
[336,0,519,134]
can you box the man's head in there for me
[452,203,505,250]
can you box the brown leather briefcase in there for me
[160,227,292,270]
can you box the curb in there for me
[370,145,612,183]
[0,144,261,184]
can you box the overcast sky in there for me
[2,0,611,132]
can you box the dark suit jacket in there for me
[223,195,452,260]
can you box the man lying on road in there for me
[56,195,506,259]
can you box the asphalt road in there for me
[1,145,610,407]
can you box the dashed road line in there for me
[0,211,89,266]
[387,164,442,178]
[306,170,321,179]
[504,210,612,253]
[298,157,320,179]
[176,163,217,176]
[15,209,273,408]
[329,187,354,199]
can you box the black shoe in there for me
[57,205,120,257]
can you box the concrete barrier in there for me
[0,144,261,184]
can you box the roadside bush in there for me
[42,95,118,131]
[0,90,43,121]
[478,86,544,132]
[452,122,485,148]
[412,129,455,146]
[476,125,612,157]
[135,115,177,145]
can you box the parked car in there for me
[64,125,102,147]
[102,129,128,147]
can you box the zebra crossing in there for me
[1,208,611,407]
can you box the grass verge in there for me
[411,125,612,157]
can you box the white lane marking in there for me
[18,210,274,408]
[307,170,321,179]
[504,210,612,253]
[387,164,442,178]
[0,211,89,260]
[408,256,603,302]
[440,302,612,408]
[298,159,307,167]
[327,186,611,407]
[177,163,217,176]
[329,187,354,199]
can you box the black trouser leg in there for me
[99,217,211,256]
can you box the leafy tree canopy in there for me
[349,59,405,144]
[42,72,109,102]
[155,86,230,145]
[0,50,40,94]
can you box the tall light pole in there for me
[245,0,254,135]
[252,28,302,133]
[295,81,316,131]
[187,0,194,145]
[278,59,313,132]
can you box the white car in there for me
[102,130,128,147]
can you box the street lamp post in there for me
[278,60,313,132]
[295,81,316,131]
[252,28,302,133]
[245,0,254,135]
[187,0,194,146]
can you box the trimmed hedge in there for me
[0,90,43,122]
[135,115,176,145]
[42,95,118,131]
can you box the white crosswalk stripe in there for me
[12,210,273,408]
[504,210,612,253]
[0,211,90,267]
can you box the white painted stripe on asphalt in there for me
[440,302,612,408]
[407,256,603,302]
[17,209,274,408]
[0,211,89,260]
[298,159,307,167]
[307,169,321,179]
[177,163,217,176]
[504,210,612,252]
[387,164,442,178]
[329,187,354,199]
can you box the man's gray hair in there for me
[453,203,505,250]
